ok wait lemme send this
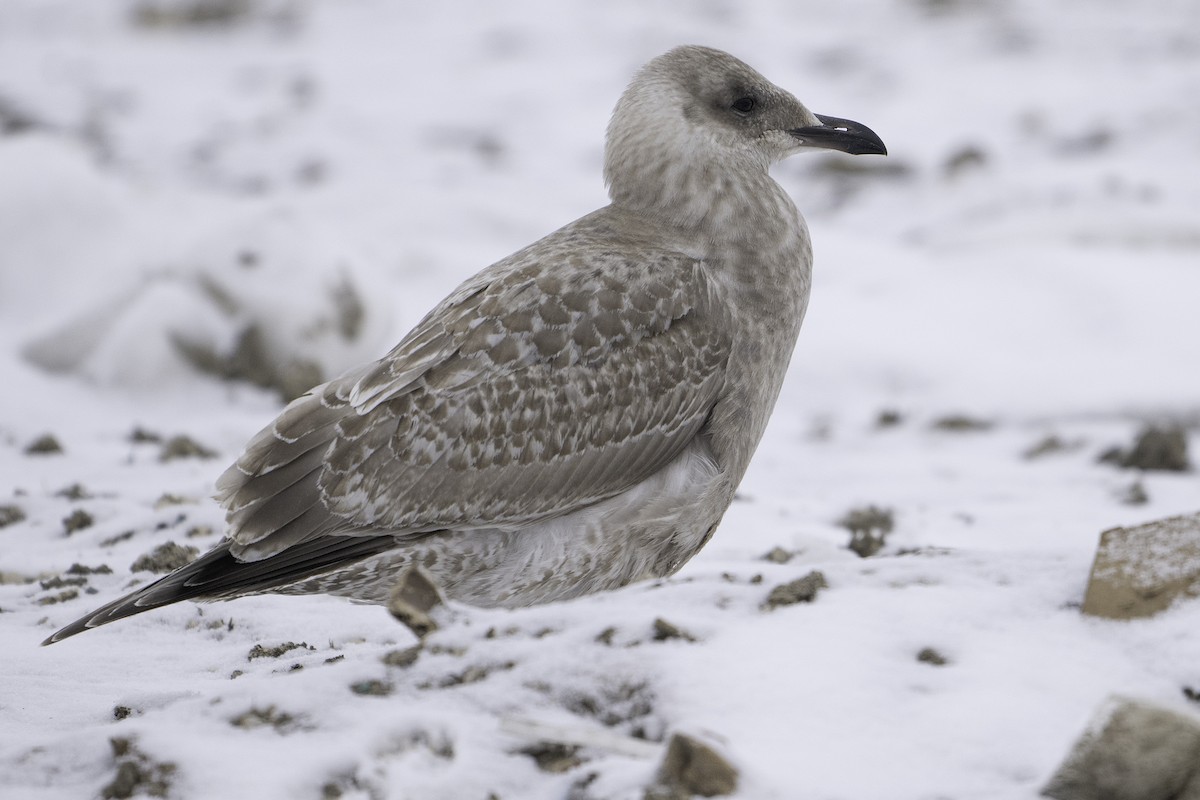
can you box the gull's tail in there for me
[42,534,399,645]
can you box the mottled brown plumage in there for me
[45,45,885,644]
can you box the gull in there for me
[44,45,885,645]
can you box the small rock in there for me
[434,661,514,688]
[159,434,217,462]
[875,409,904,429]
[174,323,325,402]
[113,706,133,721]
[652,618,696,643]
[916,647,949,666]
[100,530,136,547]
[1081,511,1200,619]
[0,94,42,135]
[101,737,176,800]
[648,732,739,799]
[153,493,189,509]
[1041,696,1200,800]
[381,645,422,668]
[131,542,199,574]
[131,0,254,30]
[762,571,827,610]
[930,414,993,432]
[563,680,656,731]
[0,504,26,528]
[387,565,445,639]
[838,505,894,558]
[520,741,584,774]
[942,144,988,179]
[1099,425,1191,472]
[761,546,792,564]
[321,773,371,800]
[67,563,112,575]
[567,772,601,800]
[1023,434,1084,460]
[129,427,163,444]
[247,641,313,660]
[40,575,87,590]
[55,483,91,500]
[1117,480,1149,506]
[1106,425,1191,472]
[230,705,297,731]
[37,589,79,606]
[62,509,95,535]
[24,434,63,455]
[349,679,393,697]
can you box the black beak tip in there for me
[855,140,888,157]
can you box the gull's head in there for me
[604,46,886,218]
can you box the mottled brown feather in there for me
[217,228,731,560]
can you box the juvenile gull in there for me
[45,46,885,644]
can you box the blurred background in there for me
[2,0,1197,425]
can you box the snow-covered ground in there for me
[2,1,1199,797]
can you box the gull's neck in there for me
[604,126,797,250]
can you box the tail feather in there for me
[42,533,401,645]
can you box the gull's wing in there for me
[216,228,732,560]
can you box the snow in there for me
[2,1,1199,798]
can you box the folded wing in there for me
[217,233,732,561]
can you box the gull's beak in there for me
[789,114,887,156]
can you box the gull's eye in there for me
[731,96,757,114]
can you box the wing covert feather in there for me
[221,224,731,558]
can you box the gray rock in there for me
[1117,480,1150,506]
[930,414,993,432]
[916,647,949,666]
[761,546,792,564]
[0,504,25,528]
[173,323,325,402]
[387,565,445,638]
[652,618,696,643]
[875,409,904,428]
[229,705,298,732]
[647,732,739,799]
[24,433,63,455]
[519,741,584,774]
[838,505,894,558]
[348,679,393,697]
[762,570,827,609]
[1042,696,1200,800]
[101,737,176,800]
[381,645,421,668]
[131,542,200,574]
[158,434,217,462]
[62,508,95,535]
[247,641,312,660]
[1081,512,1200,619]
[1127,426,1190,471]
[1100,425,1191,472]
